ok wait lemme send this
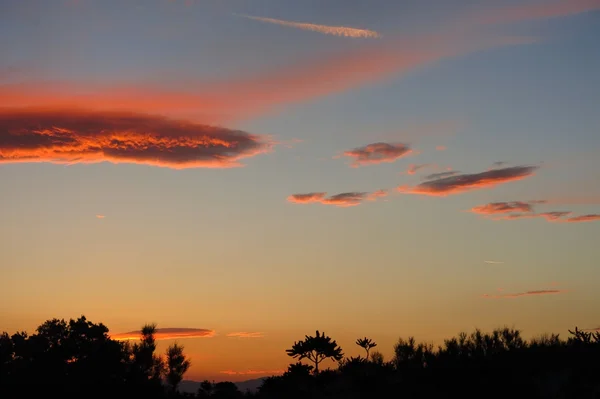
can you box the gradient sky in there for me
[1,0,600,382]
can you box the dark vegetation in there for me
[1,316,599,398]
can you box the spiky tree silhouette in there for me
[165,343,190,393]
[356,337,377,361]
[286,330,343,374]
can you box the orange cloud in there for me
[435,145,447,151]
[226,332,265,338]
[0,108,270,169]
[111,328,215,341]
[287,190,385,207]
[482,289,567,299]
[398,165,539,196]
[367,189,388,201]
[502,211,572,221]
[563,214,600,223]
[220,369,284,376]
[238,14,381,39]
[96,215,106,219]
[471,201,535,215]
[0,32,534,123]
[407,163,431,175]
[470,0,600,25]
[343,143,412,167]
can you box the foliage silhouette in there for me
[285,330,344,375]
[166,343,191,393]
[2,316,600,398]
[355,337,377,361]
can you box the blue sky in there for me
[1,0,599,381]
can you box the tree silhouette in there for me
[164,343,190,393]
[355,337,377,361]
[286,330,343,374]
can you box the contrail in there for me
[484,260,504,264]
[237,14,381,39]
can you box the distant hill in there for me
[179,377,267,394]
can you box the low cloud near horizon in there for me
[482,289,567,299]
[111,328,215,341]
[0,108,270,169]
[397,165,538,196]
[226,332,265,338]
[220,369,284,376]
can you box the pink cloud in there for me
[406,163,431,175]
[398,165,539,196]
[343,143,412,167]
[287,190,386,207]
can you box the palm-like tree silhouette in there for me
[286,330,343,374]
[355,337,377,361]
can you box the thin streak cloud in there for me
[96,215,106,219]
[397,165,539,196]
[220,369,284,376]
[287,190,386,207]
[111,328,215,341]
[484,260,504,264]
[343,143,412,167]
[482,289,567,299]
[237,14,381,38]
[226,332,265,338]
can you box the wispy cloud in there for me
[96,214,106,219]
[226,332,265,338]
[238,14,381,39]
[484,260,504,264]
[482,289,567,299]
[367,189,389,201]
[0,33,534,123]
[112,328,215,341]
[471,201,535,215]
[287,190,386,207]
[397,165,538,196]
[0,109,270,169]
[220,369,284,376]
[343,143,412,167]
[423,170,460,180]
[407,163,431,175]
[472,200,600,223]
[435,145,447,151]
[563,214,600,223]
[470,0,600,25]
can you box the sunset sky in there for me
[1,0,600,382]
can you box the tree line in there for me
[1,316,599,398]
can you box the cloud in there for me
[484,260,504,264]
[226,332,265,338]
[470,0,600,25]
[0,32,534,123]
[367,189,388,201]
[423,170,460,180]
[111,328,215,341]
[96,214,106,219]
[482,289,567,299]
[564,214,600,223]
[471,201,535,215]
[343,143,412,167]
[503,211,572,221]
[398,165,539,196]
[0,108,270,169]
[288,190,386,207]
[238,14,381,39]
[435,145,447,151]
[220,369,284,376]
[407,163,431,175]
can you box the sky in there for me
[1,0,599,382]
